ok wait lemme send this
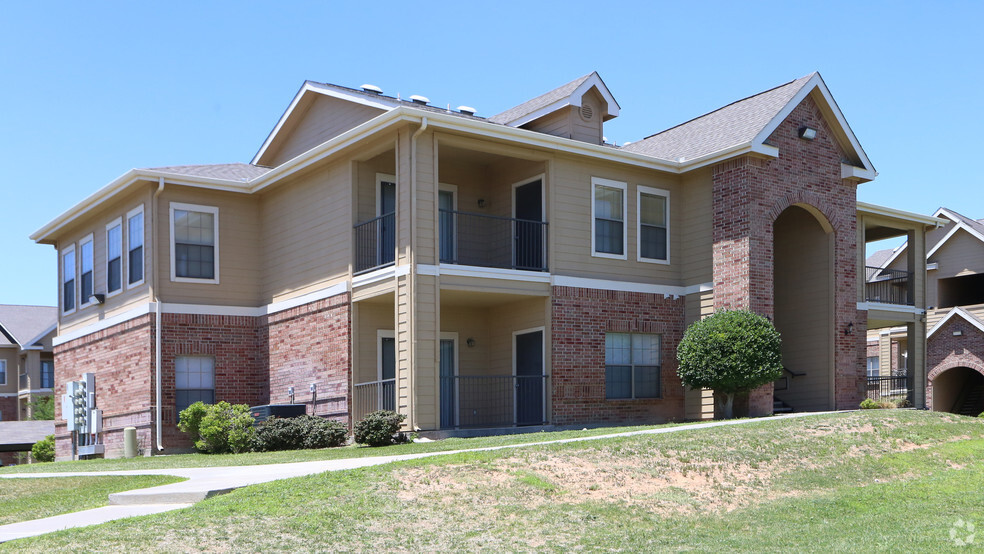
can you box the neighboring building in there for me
[0,305,57,422]
[867,208,984,415]
[32,71,938,459]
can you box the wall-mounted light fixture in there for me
[953,330,963,336]
[466,337,476,348]
[798,126,817,140]
[89,293,106,305]
[288,386,295,404]
[477,199,487,208]
[844,322,854,336]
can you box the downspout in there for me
[409,117,427,431]
[153,177,165,451]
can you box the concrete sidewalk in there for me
[0,411,828,543]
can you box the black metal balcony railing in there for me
[439,210,548,271]
[440,374,549,429]
[352,379,396,422]
[865,266,914,306]
[866,374,909,401]
[19,373,29,391]
[354,213,396,275]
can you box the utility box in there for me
[249,404,306,424]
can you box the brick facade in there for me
[0,396,17,422]
[711,95,864,414]
[927,317,984,410]
[551,286,686,425]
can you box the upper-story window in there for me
[638,186,669,263]
[0,360,6,386]
[592,177,627,259]
[79,235,94,307]
[170,203,219,283]
[62,245,76,314]
[41,360,54,389]
[106,219,123,295]
[128,205,145,286]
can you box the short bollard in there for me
[123,426,138,458]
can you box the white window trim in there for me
[126,204,146,289]
[169,202,220,284]
[591,177,627,260]
[103,217,123,299]
[78,234,95,308]
[438,183,458,262]
[376,173,397,217]
[61,243,77,315]
[637,185,671,265]
[0,360,6,386]
[377,330,396,382]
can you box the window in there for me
[170,203,219,282]
[592,177,626,258]
[175,356,215,418]
[41,360,54,389]
[605,332,661,399]
[62,245,76,313]
[79,236,93,306]
[638,186,669,263]
[106,219,122,294]
[128,206,145,286]
[0,360,6,386]
[867,356,880,378]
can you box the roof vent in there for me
[361,84,383,95]
[409,95,430,105]
[457,105,476,115]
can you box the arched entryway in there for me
[931,366,984,415]
[773,204,835,411]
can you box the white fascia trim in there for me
[842,164,877,181]
[857,302,926,315]
[858,201,947,228]
[18,389,53,394]
[927,262,938,270]
[264,282,350,315]
[552,275,711,298]
[428,264,552,283]
[926,221,984,259]
[928,307,984,338]
[352,264,410,288]
[506,73,621,128]
[22,323,57,350]
[251,81,397,165]
[507,98,575,128]
[53,303,156,346]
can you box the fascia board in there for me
[928,307,984,338]
[506,98,573,128]
[927,223,984,258]
[857,202,947,228]
[22,323,57,349]
[572,73,621,116]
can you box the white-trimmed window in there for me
[867,356,880,378]
[638,186,669,263]
[605,332,661,399]
[0,360,6,386]
[127,205,145,286]
[61,244,76,314]
[591,177,627,259]
[79,235,94,307]
[170,203,219,283]
[175,356,215,417]
[106,219,123,295]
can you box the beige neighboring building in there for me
[0,305,57,421]
[867,208,984,415]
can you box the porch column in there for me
[908,321,927,408]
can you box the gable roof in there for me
[927,207,984,258]
[488,72,620,127]
[0,305,57,348]
[865,248,895,280]
[928,306,984,338]
[621,72,876,179]
[146,163,271,181]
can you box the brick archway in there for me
[769,193,841,234]
[929,361,984,382]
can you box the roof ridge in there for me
[488,72,596,124]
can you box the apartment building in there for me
[0,305,56,422]
[32,71,937,459]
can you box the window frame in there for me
[104,217,123,298]
[604,332,662,400]
[61,243,77,315]
[40,360,55,389]
[591,177,628,260]
[78,234,94,308]
[377,330,396,383]
[866,356,880,378]
[637,185,670,264]
[174,355,216,418]
[126,204,145,288]
[169,202,220,284]
[0,360,6,386]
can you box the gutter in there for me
[407,117,428,431]
[153,177,165,452]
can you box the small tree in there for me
[677,309,782,419]
[29,395,55,420]
[32,434,55,463]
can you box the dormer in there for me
[488,72,620,145]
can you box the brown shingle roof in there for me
[621,74,815,162]
[0,305,56,348]
[146,163,272,181]
[488,73,595,125]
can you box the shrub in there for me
[860,398,880,410]
[353,410,407,447]
[180,401,255,454]
[677,309,783,419]
[32,434,55,463]
[252,415,348,452]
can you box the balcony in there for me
[864,266,913,306]
[19,372,29,392]
[352,378,396,422]
[439,210,548,272]
[353,213,396,275]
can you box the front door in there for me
[514,180,543,270]
[438,189,456,263]
[378,180,396,266]
[440,338,456,429]
[515,329,544,425]
[379,335,396,412]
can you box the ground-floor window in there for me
[605,332,661,399]
[867,356,880,378]
[176,356,215,418]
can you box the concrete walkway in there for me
[0,411,829,543]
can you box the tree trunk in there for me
[716,392,735,419]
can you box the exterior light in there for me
[798,126,817,140]
[466,337,476,348]
[89,293,105,304]
[844,322,854,336]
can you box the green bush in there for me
[860,398,880,410]
[31,434,55,463]
[179,401,255,454]
[677,309,783,419]
[353,410,407,447]
[252,415,348,452]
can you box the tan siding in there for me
[414,274,439,429]
[930,228,984,277]
[680,168,713,285]
[415,132,437,265]
[265,95,385,167]
[0,348,18,395]
[439,276,550,296]
[684,289,714,420]
[570,89,604,145]
[439,306,491,376]
[523,109,571,139]
[157,187,261,306]
[355,302,394,385]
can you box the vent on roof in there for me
[457,105,476,115]
[409,95,430,105]
[580,104,594,120]
[361,84,383,95]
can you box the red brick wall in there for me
[927,318,984,410]
[551,286,686,425]
[263,293,351,424]
[0,396,17,422]
[711,95,864,413]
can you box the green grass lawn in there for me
[5,410,984,552]
[0,475,185,527]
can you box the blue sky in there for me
[2,1,981,306]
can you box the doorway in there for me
[514,328,545,425]
[513,179,544,270]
